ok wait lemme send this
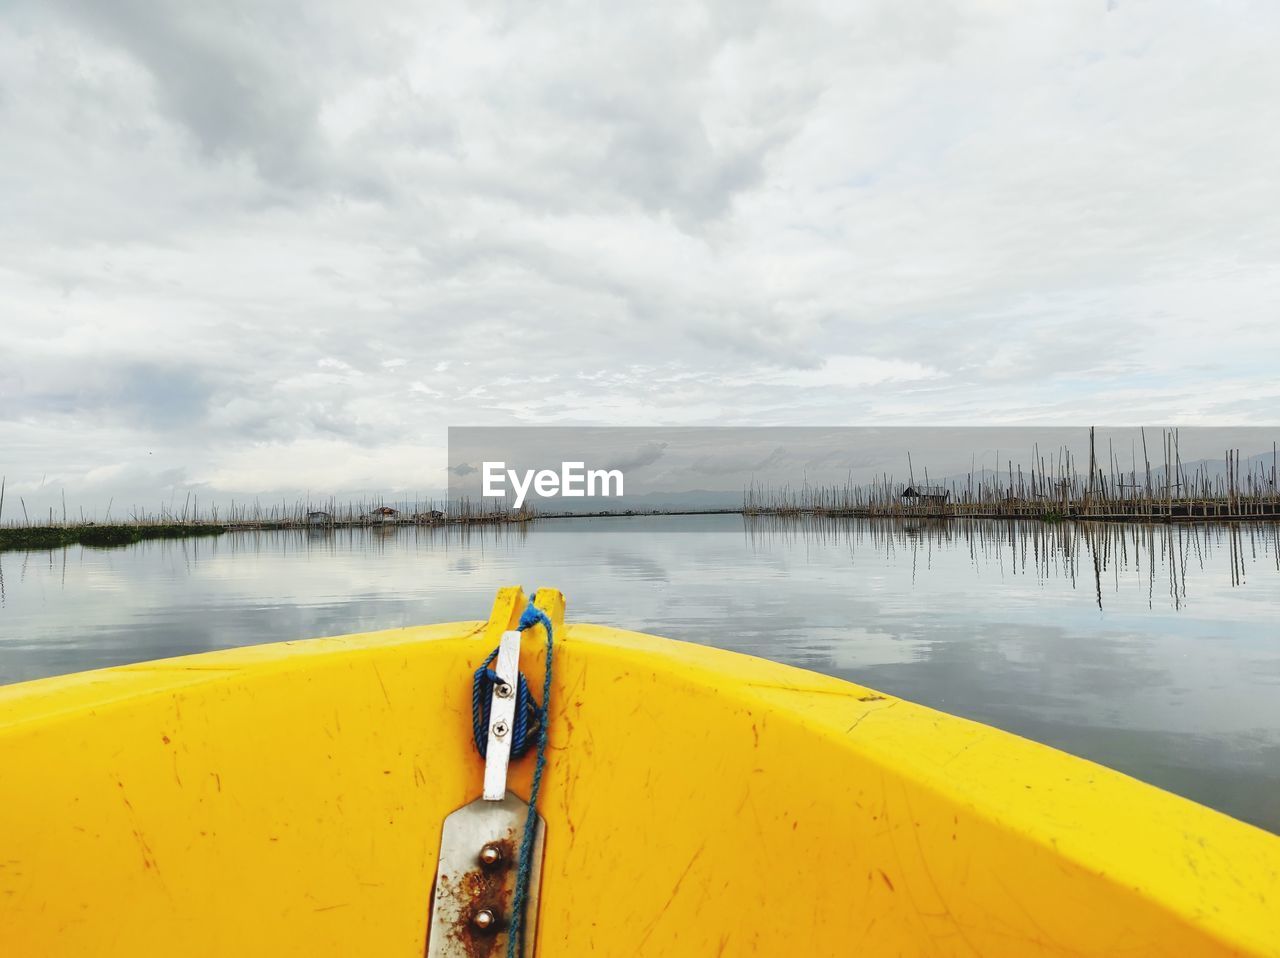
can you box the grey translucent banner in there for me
[447,426,1280,523]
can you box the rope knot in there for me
[470,658,539,758]
[470,601,555,761]
[517,603,551,634]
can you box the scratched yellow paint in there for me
[1,586,1277,956]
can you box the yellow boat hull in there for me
[1,587,1277,956]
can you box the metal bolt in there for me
[492,720,509,738]
[495,682,514,699]
[479,844,502,866]
[472,909,497,931]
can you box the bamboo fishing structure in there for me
[744,428,1280,523]
[4,429,1279,554]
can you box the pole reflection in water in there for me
[743,515,1280,612]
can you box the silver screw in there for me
[492,720,510,738]
[479,844,502,866]
[495,682,514,699]
[473,909,496,931]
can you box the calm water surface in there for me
[2,514,1279,834]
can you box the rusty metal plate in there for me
[426,792,546,958]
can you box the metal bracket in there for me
[425,792,546,958]
[483,630,522,801]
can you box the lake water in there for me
[2,514,1279,834]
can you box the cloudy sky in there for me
[2,0,1278,515]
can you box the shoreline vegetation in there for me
[0,523,230,551]
[3,429,1278,553]
[0,492,531,554]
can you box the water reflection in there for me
[1,515,1278,833]
[744,515,1280,611]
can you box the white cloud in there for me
[3,0,1279,511]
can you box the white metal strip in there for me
[482,630,522,801]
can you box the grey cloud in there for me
[606,441,669,472]
[2,358,218,431]
[54,0,326,184]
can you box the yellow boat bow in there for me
[1,587,1277,956]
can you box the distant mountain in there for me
[535,489,744,514]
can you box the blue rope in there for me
[469,599,554,958]
[507,601,553,958]
[471,650,538,759]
